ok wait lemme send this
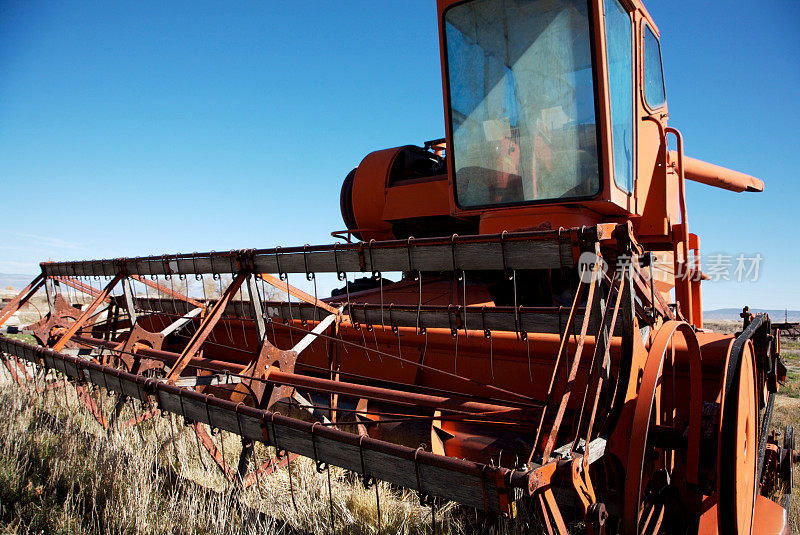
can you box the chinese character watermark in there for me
[578,252,763,283]
[732,253,763,282]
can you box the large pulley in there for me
[717,332,759,534]
[622,321,703,535]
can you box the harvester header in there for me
[0,1,788,533]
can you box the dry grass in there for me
[779,339,800,399]
[0,364,539,535]
[767,395,800,532]
[769,337,800,533]
[4,332,798,533]
[0,290,536,534]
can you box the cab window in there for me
[604,0,634,192]
[444,0,600,208]
[644,24,666,109]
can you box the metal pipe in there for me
[666,128,692,323]
[266,369,539,418]
[671,151,764,193]
[73,334,539,418]
[76,335,248,373]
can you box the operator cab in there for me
[341,0,676,241]
[440,0,671,234]
[338,0,761,323]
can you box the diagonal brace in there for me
[291,310,340,355]
[160,307,203,337]
[0,273,45,329]
[53,273,123,352]
[166,271,247,381]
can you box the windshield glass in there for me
[445,0,599,208]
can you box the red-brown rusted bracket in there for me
[241,452,299,488]
[1,355,26,386]
[228,336,297,409]
[536,486,569,535]
[114,323,166,373]
[0,273,45,329]
[28,294,87,348]
[192,422,236,480]
[130,275,205,309]
[52,273,123,352]
[529,266,590,465]
[13,356,33,381]
[75,384,109,429]
[542,261,600,462]
[166,272,247,381]
[568,458,597,517]
[121,407,160,429]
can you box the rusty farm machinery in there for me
[0,0,795,533]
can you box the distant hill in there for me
[704,308,800,322]
[0,273,37,291]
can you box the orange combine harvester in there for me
[0,0,793,533]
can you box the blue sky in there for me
[1,1,798,310]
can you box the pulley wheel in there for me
[718,340,758,534]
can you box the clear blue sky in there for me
[1,1,798,310]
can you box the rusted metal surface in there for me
[192,422,236,480]
[27,294,83,347]
[1,355,26,386]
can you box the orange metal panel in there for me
[752,495,789,535]
[350,147,399,241]
[382,178,450,221]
